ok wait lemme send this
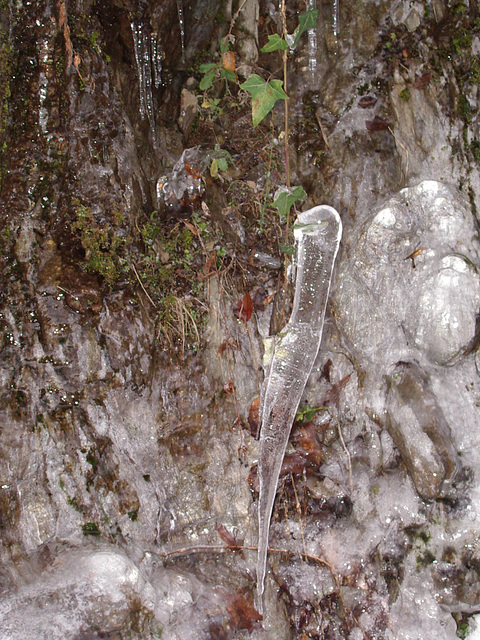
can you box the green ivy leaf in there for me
[216,156,229,172]
[199,68,217,90]
[261,34,289,52]
[220,37,230,55]
[240,74,288,126]
[292,9,319,48]
[296,405,326,422]
[272,186,306,219]
[210,158,219,178]
[199,62,217,73]
[221,68,237,83]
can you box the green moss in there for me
[418,529,431,544]
[71,202,127,286]
[471,139,480,163]
[458,94,473,124]
[453,2,468,15]
[0,22,12,186]
[416,549,436,569]
[452,31,472,54]
[67,496,81,511]
[82,522,101,536]
[399,87,411,102]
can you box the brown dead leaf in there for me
[234,293,254,323]
[73,52,83,77]
[248,464,258,492]
[222,50,236,76]
[64,24,74,69]
[217,339,239,357]
[223,379,235,394]
[57,0,67,28]
[321,358,333,382]
[226,590,262,630]
[200,250,217,279]
[216,523,244,551]
[413,72,432,89]
[247,397,260,438]
[280,452,309,477]
[358,96,377,109]
[324,373,351,407]
[365,116,389,132]
[183,220,200,236]
[291,423,323,467]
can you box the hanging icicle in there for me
[131,19,161,134]
[333,0,340,38]
[307,0,317,73]
[151,32,163,89]
[176,0,186,64]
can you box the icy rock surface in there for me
[334,180,480,370]
[0,545,155,639]
[386,361,460,500]
[332,180,480,500]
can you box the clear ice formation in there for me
[334,180,480,370]
[156,147,208,207]
[256,205,342,612]
[131,20,163,133]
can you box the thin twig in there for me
[337,418,353,493]
[315,110,331,150]
[131,262,157,309]
[227,0,249,38]
[281,0,290,190]
[158,542,335,574]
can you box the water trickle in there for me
[332,0,339,37]
[176,0,186,64]
[131,19,157,133]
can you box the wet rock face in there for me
[2,0,480,637]
[0,545,156,639]
[334,180,480,369]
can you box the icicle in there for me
[307,0,317,73]
[131,19,156,133]
[38,38,50,135]
[256,206,342,613]
[151,32,163,89]
[176,0,186,64]
[131,20,146,119]
[332,0,339,38]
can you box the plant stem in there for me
[281,0,290,190]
